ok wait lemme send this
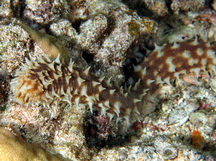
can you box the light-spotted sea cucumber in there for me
[129,39,216,115]
[11,39,216,124]
[10,55,141,124]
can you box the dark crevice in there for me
[82,51,94,64]
[11,0,26,19]
[84,110,131,150]
[121,0,154,17]
[72,20,83,33]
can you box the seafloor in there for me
[0,0,216,160]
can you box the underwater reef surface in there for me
[0,0,216,160]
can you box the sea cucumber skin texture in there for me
[130,39,216,115]
[11,55,139,123]
[11,39,216,123]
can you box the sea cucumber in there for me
[129,39,216,115]
[10,55,140,124]
[11,39,216,123]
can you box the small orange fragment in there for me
[191,130,205,149]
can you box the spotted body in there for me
[130,39,216,115]
[11,39,216,123]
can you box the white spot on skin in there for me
[182,50,191,58]
[188,58,195,66]
[166,57,176,72]
[201,59,207,66]
[193,59,199,65]
[196,48,204,56]
[156,51,164,58]
[207,50,215,57]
